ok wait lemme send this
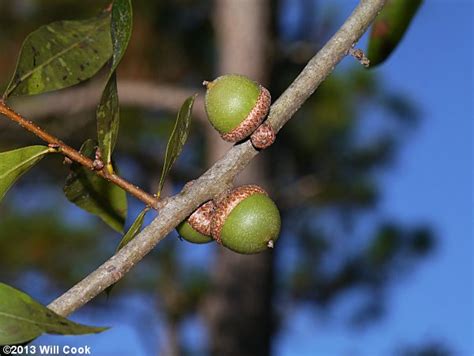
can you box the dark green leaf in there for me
[106,207,149,296]
[0,146,50,202]
[157,95,197,196]
[96,0,132,167]
[116,208,148,251]
[96,73,119,167]
[110,0,133,74]
[3,15,112,99]
[0,283,108,345]
[367,0,423,67]
[63,139,127,232]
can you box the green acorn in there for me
[203,74,272,144]
[177,201,215,244]
[211,185,281,254]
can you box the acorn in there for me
[203,74,274,146]
[211,185,281,254]
[176,201,215,244]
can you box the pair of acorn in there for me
[176,74,281,254]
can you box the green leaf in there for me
[110,0,133,74]
[3,14,112,99]
[96,73,119,167]
[367,0,423,67]
[96,0,133,167]
[63,139,127,232]
[116,208,148,251]
[106,208,149,296]
[0,283,108,345]
[157,95,197,196]
[0,146,50,202]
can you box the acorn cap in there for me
[221,86,271,142]
[177,201,215,244]
[250,123,276,150]
[188,200,215,236]
[204,74,271,142]
[211,185,281,254]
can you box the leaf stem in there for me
[0,101,159,208]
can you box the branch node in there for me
[47,143,61,153]
[92,159,105,171]
[155,196,171,210]
[349,48,370,67]
[92,148,105,170]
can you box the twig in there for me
[46,0,386,316]
[0,101,159,208]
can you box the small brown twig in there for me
[0,100,159,208]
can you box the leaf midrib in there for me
[158,95,195,195]
[0,149,50,181]
[6,19,109,97]
[0,310,61,330]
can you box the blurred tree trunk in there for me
[203,1,275,356]
[161,320,180,356]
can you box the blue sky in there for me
[28,1,473,355]
[276,1,473,355]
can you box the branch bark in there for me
[47,0,386,317]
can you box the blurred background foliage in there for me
[0,1,448,355]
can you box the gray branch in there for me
[48,0,386,317]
